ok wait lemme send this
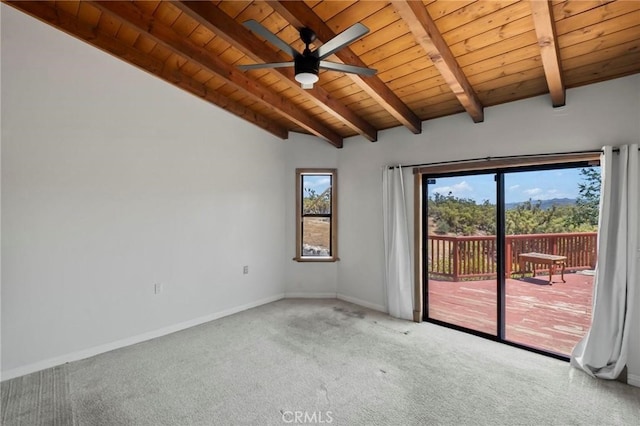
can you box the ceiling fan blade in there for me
[238,62,294,71]
[319,61,377,76]
[243,20,301,58]
[317,23,369,60]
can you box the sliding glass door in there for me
[503,168,597,355]
[424,164,599,357]
[425,173,498,336]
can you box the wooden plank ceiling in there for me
[5,1,640,148]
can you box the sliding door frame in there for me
[421,169,501,339]
[417,157,600,361]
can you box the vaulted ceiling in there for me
[5,1,640,148]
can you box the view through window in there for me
[295,169,337,262]
[425,164,600,357]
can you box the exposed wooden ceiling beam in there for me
[91,1,342,148]
[530,0,566,107]
[267,0,422,135]
[175,1,378,143]
[4,1,288,140]
[392,1,484,123]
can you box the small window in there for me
[295,169,338,262]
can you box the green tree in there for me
[505,200,572,234]
[303,187,331,214]
[429,192,495,236]
[565,167,600,229]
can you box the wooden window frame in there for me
[294,168,339,262]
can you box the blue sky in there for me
[302,174,331,192]
[428,167,597,204]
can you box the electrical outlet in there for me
[243,265,249,275]
[154,283,163,294]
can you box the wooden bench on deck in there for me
[518,252,567,284]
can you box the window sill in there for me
[292,256,340,263]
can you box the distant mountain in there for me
[505,198,576,210]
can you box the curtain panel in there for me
[571,144,639,379]
[382,166,414,320]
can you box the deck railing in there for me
[427,232,597,281]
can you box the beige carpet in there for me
[2,298,639,425]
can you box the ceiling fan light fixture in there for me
[295,72,319,86]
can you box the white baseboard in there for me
[628,373,640,388]
[1,293,285,382]
[284,292,337,299]
[337,293,387,313]
[284,292,387,313]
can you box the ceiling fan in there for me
[238,20,377,89]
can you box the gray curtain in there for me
[571,145,639,379]
[382,166,413,320]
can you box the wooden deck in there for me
[428,272,594,356]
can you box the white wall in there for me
[284,134,338,298]
[1,5,287,378]
[334,74,640,384]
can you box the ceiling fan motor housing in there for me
[295,53,320,77]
